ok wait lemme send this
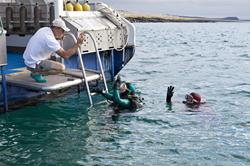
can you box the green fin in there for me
[30,73,47,83]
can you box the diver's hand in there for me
[113,75,121,89]
[115,75,121,85]
[113,79,120,89]
[166,86,174,103]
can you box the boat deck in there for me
[5,68,101,92]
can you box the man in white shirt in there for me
[23,18,85,83]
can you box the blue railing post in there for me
[111,49,115,80]
[0,16,8,112]
[1,66,8,112]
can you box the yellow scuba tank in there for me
[74,0,83,11]
[65,1,74,11]
[82,0,91,11]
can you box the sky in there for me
[93,0,250,19]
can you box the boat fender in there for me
[5,4,13,33]
[49,2,55,25]
[34,3,41,31]
[19,4,27,35]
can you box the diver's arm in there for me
[101,92,114,101]
[113,88,131,108]
[166,86,174,103]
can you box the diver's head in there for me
[119,83,127,93]
[185,92,201,104]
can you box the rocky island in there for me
[118,11,240,23]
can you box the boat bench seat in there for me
[5,68,101,92]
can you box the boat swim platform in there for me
[5,68,102,92]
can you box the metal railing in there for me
[64,32,108,106]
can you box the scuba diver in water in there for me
[166,85,205,110]
[95,76,143,112]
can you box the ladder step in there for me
[62,68,101,80]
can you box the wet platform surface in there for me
[5,68,101,91]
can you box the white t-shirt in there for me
[23,27,61,68]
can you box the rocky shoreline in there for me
[118,11,240,23]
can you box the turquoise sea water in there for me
[1,23,250,165]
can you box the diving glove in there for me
[113,75,121,89]
[166,86,174,103]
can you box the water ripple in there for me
[239,54,250,58]
[230,45,247,48]
[230,153,250,163]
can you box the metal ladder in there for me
[64,32,108,106]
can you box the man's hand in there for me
[166,86,174,103]
[57,33,86,59]
[76,33,85,47]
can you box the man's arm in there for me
[56,44,79,59]
[56,33,85,59]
